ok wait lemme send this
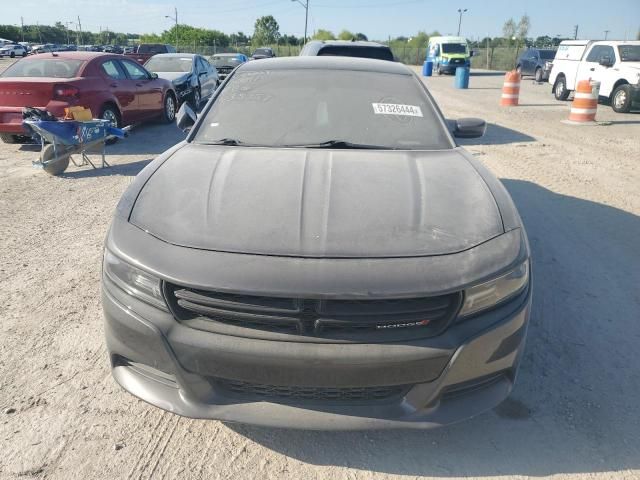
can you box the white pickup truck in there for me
[548,40,640,113]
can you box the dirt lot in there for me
[1,58,639,479]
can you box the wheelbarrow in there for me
[22,119,128,176]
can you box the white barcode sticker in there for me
[372,103,423,117]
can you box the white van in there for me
[548,40,640,113]
[426,36,472,75]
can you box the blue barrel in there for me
[422,60,433,77]
[455,66,470,89]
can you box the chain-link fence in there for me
[174,43,525,71]
[470,46,523,71]
[175,44,302,57]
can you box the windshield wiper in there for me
[202,138,247,146]
[284,140,391,150]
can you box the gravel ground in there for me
[1,58,639,479]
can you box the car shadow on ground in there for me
[227,180,640,477]
[452,122,536,145]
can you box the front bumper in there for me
[103,276,531,430]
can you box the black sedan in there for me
[250,47,276,60]
[102,56,531,430]
[516,48,556,82]
[210,52,248,82]
[144,53,218,108]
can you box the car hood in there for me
[154,71,190,83]
[129,145,504,258]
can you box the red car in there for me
[0,52,177,143]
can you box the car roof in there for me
[214,53,242,56]
[149,53,197,58]
[306,40,389,48]
[239,56,411,75]
[26,51,117,61]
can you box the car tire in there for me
[0,133,20,144]
[553,75,570,101]
[100,104,121,145]
[162,93,177,123]
[534,68,543,83]
[190,88,201,110]
[611,84,632,113]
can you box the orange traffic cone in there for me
[500,70,521,106]
[565,79,600,124]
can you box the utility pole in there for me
[604,30,610,40]
[291,0,309,44]
[20,17,24,42]
[457,8,467,36]
[165,7,178,51]
[77,16,83,45]
[573,24,578,40]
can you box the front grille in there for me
[164,283,462,340]
[213,377,407,403]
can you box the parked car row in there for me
[0,52,178,144]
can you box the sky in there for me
[2,0,639,41]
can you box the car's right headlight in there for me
[103,249,167,310]
[458,261,529,317]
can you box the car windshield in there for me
[211,55,243,67]
[618,45,640,62]
[145,56,192,72]
[138,44,166,54]
[539,50,556,59]
[193,69,451,150]
[0,58,84,78]
[318,46,394,61]
[442,43,467,54]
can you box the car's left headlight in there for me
[103,250,167,310]
[458,261,529,317]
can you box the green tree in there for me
[337,29,355,41]
[517,15,531,39]
[230,31,250,46]
[313,29,335,41]
[252,15,280,46]
[503,18,516,40]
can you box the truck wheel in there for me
[534,68,543,83]
[553,76,570,101]
[611,84,632,113]
[0,133,19,144]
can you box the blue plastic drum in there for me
[455,66,470,89]
[422,60,433,77]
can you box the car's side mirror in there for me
[599,56,613,67]
[150,72,158,79]
[176,102,197,132]
[453,118,486,138]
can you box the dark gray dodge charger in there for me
[102,56,531,429]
